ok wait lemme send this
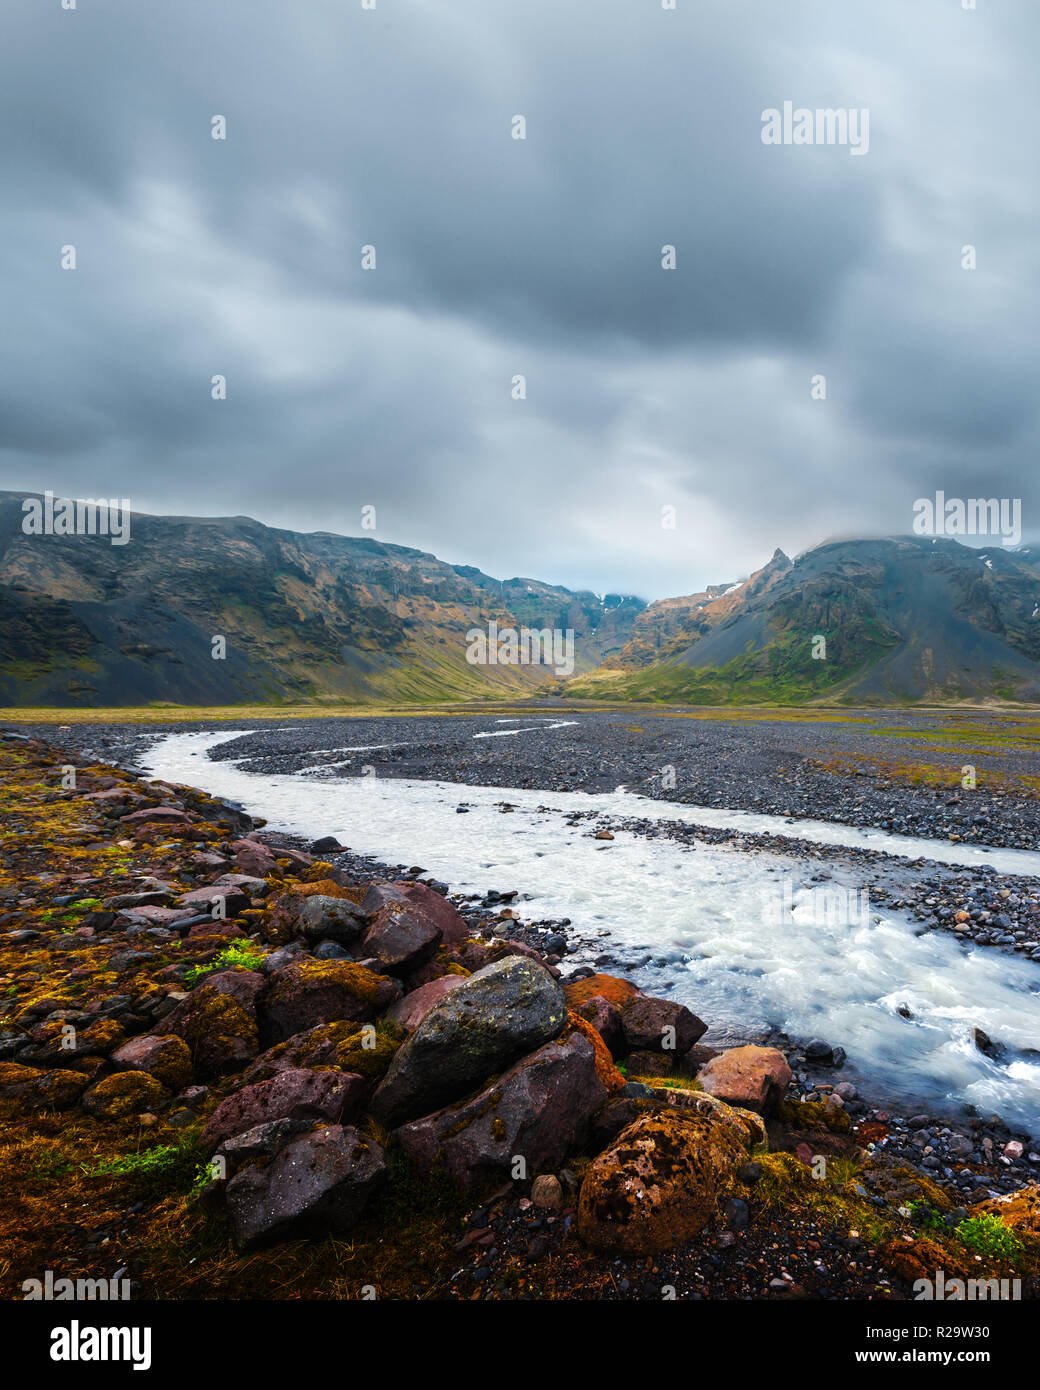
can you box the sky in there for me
[1,0,1037,601]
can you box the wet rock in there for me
[226,1124,387,1248]
[371,957,568,1127]
[972,1027,1005,1059]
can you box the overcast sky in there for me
[1,0,1036,600]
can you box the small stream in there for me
[144,730,1040,1133]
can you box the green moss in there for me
[778,1098,852,1133]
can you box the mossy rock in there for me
[85,1072,167,1120]
[778,1098,852,1134]
[168,983,260,1078]
[261,960,400,1042]
[879,1235,974,1286]
[0,1062,90,1111]
[248,1019,404,1084]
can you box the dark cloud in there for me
[0,0,1036,598]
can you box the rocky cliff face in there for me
[0,493,644,706]
[567,537,1040,704]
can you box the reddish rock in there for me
[563,973,642,1011]
[577,1104,764,1255]
[572,993,625,1058]
[202,1068,365,1150]
[118,806,196,826]
[696,1045,793,1116]
[177,882,251,917]
[362,902,440,973]
[401,881,469,945]
[232,838,279,878]
[384,976,466,1032]
[394,1032,607,1189]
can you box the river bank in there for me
[0,725,1038,1301]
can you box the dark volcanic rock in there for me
[225,1124,387,1248]
[394,1032,607,1189]
[619,995,707,1055]
[371,957,568,1127]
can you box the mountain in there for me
[603,548,793,670]
[566,537,1040,704]
[0,492,644,706]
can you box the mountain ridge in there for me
[3,491,1040,707]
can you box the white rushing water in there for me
[144,730,1040,1132]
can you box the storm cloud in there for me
[0,0,1036,598]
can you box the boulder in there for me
[260,960,400,1044]
[246,1019,402,1085]
[619,995,707,1055]
[394,1032,607,1189]
[371,957,568,1127]
[202,1068,365,1150]
[232,838,279,878]
[176,880,253,917]
[362,880,469,946]
[84,1072,166,1120]
[696,1045,793,1116]
[161,970,263,1078]
[571,993,625,1058]
[111,1034,193,1090]
[118,806,196,827]
[384,976,466,1032]
[563,973,642,1010]
[226,1124,387,1248]
[296,895,368,945]
[362,902,440,973]
[0,1062,90,1109]
[577,1103,764,1255]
